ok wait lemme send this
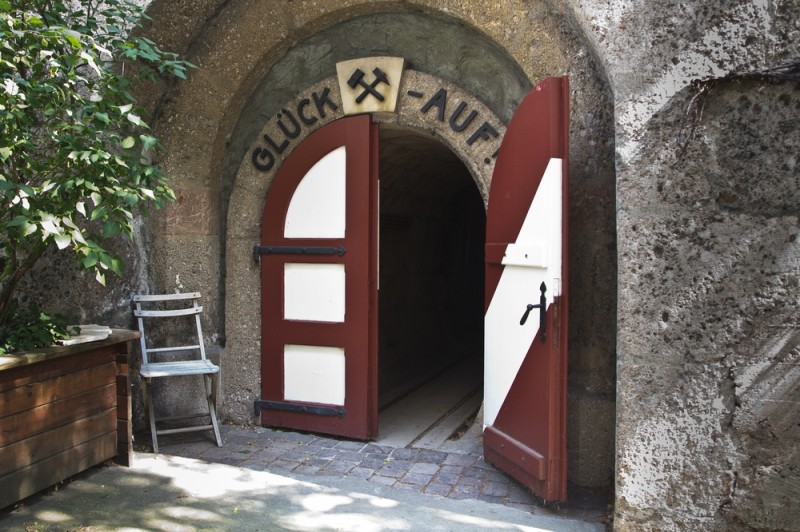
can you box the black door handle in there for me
[520,282,547,343]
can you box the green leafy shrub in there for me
[0,300,78,354]
[0,0,194,349]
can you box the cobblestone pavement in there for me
[153,424,607,524]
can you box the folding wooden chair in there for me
[133,292,222,453]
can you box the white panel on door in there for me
[284,344,346,405]
[484,158,562,427]
[284,263,345,322]
[284,146,346,238]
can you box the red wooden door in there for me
[257,115,379,440]
[483,77,569,502]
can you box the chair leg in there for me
[143,378,159,454]
[205,374,223,447]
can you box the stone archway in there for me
[140,2,617,494]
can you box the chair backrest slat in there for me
[133,292,201,302]
[134,293,207,366]
[134,307,203,318]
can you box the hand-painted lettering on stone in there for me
[252,87,339,172]
[416,88,500,156]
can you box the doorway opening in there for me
[376,125,486,448]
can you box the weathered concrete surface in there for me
[614,74,800,530]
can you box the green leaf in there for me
[126,113,144,127]
[90,205,107,221]
[54,233,71,250]
[82,252,98,269]
[103,220,121,238]
[121,136,135,149]
[139,134,158,151]
[7,216,29,227]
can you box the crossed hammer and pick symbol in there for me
[347,67,390,104]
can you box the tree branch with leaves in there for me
[0,0,193,351]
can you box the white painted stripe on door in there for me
[484,158,562,427]
[284,146,346,238]
[284,263,346,322]
[284,344,346,405]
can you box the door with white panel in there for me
[483,77,570,502]
[257,115,378,440]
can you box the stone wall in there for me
[557,0,799,529]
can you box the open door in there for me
[483,77,569,502]
[256,115,379,440]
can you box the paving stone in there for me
[332,449,364,462]
[390,448,419,460]
[434,472,460,485]
[369,475,397,487]
[482,481,510,497]
[307,457,332,468]
[363,444,393,455]
[409,462,440,476]
[484,470,510,482]
[223,432,258,445]
[216,457,246,466]
[275,431,316,443]
[450,484,480,500]
[335,441,367,451]
[348,467,374,479]
[280,449,314,462]
[358,456,387,470]
[402,472,434,486]
[293,465,321,476]
[305,438,338,449]
[442,453,478,467]
[416,449,447,464]
[394,482,425,493]
[462,467,484,479]
[473,459,498,471]
[456,476,483,488]
[379,459,412,474]
[270,459,298,472]
[425,482,453,497]
[309,448,339,460]
[249,449,285,462]
[321,460,356,475]
[268,439,303,451]
[438,464,465,476]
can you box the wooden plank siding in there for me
[0,331,138,509]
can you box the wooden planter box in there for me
[0,329,138,509]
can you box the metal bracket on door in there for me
[254,399,347,417]
[520,282,547,343]
[252,245,346,263]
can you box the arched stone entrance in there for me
[141,3,616,495]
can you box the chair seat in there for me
[140,360,220,378]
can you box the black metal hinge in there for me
[254,399,346,417]
[253,245,346,263]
